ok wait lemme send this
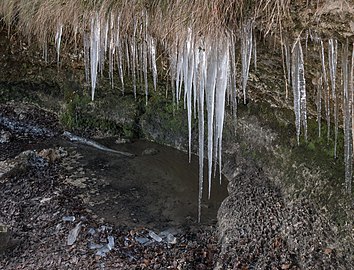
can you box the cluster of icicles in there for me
[284,34,354,195]
[52,13,353,220]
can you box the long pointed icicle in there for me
[182,29,194,162]
[175,39,184,106]
[329,39,338,158]
[205,41,218,199]
[131,21,137,99]
[197,40,206,222]
[291,40,307,144]
[55,23,63,65]
[150,36,158,92]
[108,16,115,88]
[316,75,322,137]
[292,41,301,144]
[320,40,331,140]
[343,41,352,193]
[143,12,149,103]
[116,24,125,94]
[241,21,253,104]
[215,38,230,184]
[299,44,307,141]
[90,14,100,101]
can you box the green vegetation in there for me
[60,87,139,138]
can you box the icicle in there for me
[90,13,101,101]
[143,35,148,104]
[197,39,206,222]
[292,41,301,144]
[183,28,194,162]
[193,44,199,119]
[149,35,158,92]
[241,21,253,104]
[138,22,144,93]
[175,39,184,105]
[143,12,149,103]
[342,41,352,193]
[205,41,218,198]
[329,39,338,158]
[55,23,63,65]
[320,40,331,140]
[108,16,115,88]
[299,48,308,142]
[291,40,307,144]
[131,21,137,99]
[329,39,338,97]
[214,38,230,184]
[116,31,125,94]
[316,76,322,137]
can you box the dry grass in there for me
[0,0,298,47]
[0,1,349,50]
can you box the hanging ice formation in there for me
[241,21,253,104]
[291,40,307,144]
[90,14,100,101]
[342,42,352,193]
[197,38,206,223]
[169,32,230,220]
[55,23,63,64]
[81,12,158,102]
[316,75,322,137]
[328,39,338,158]
[320,40,331,140]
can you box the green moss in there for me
[60,92,126,136]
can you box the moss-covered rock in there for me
[140,92,196,151]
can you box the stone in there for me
[0,150,34,179]
[0,130,11,143]
[38,148,63,163]
[142,148,159,156]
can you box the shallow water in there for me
[72,138,228,229]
